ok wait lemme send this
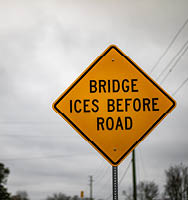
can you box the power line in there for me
[173,77,188,96]
[156,39,188,81]
[94,165,110,184]
[94,166,111,199]
[92,157,108,182]
[104,160,132,200]
[137,148,147,180]
[160,44,188,84]
[119,160,132,185]
[94,165,110,186]
[150,17,188,74]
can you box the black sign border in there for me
[53,45,176,166]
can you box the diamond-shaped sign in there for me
[53,45,176,166]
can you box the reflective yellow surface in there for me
[53,45,176,166]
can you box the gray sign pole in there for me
[112,166,118,200]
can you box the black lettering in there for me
[99,80,106,93]
[97,117,104,130]
[90,80,97,93]
[133,98,141,111]
[125,98,132,112]
[122,79,129,92]
[112,80,120,92]
[125,117,132,130]
[107,99,115,112]
[115,117,123,130]
[131,79,138,92]
[70,100,73,113]
[117,99,123,112]
[83,99,90,112]
[92,99,99,112]
[143,98,151,111]
[74,99,82,113]
[106,117,114,130]
[108,80,111,92]
[152,98,159,111]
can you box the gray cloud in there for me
[0,0,188,200]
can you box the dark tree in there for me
[122,187,133,200]
[71,195,79,200]
[164,164,188,200]
[46,193,71,200]
[11,191,30,200]
[137,181,158,200]
[46,193,91,200]
[122,181,158,200]
[0,163,11,200]
[0,163,10,185]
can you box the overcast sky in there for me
[0,0,188,200]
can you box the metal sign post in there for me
[52,44,176,200]
[112,166,118,200]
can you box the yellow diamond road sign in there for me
[53,45,176,166]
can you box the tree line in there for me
[0,162,188,200]
[122,163,188,200]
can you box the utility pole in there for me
[89,175,93,200]
[132,149,137,200]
